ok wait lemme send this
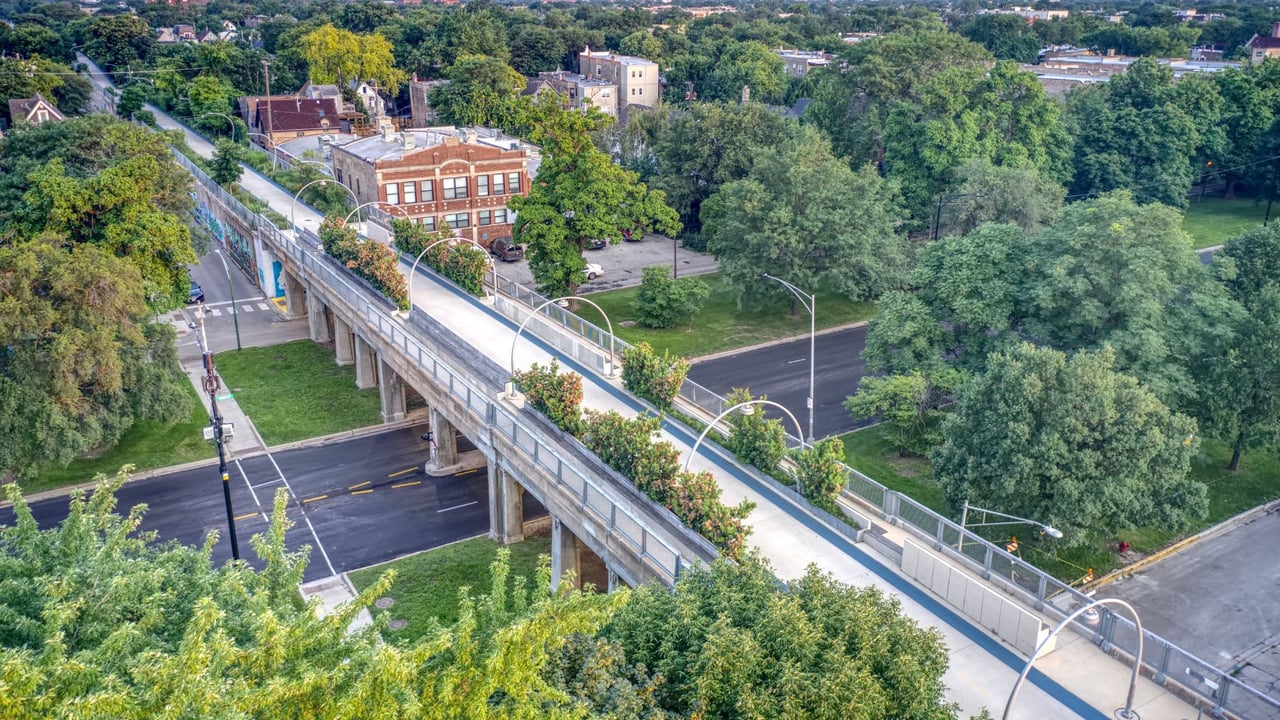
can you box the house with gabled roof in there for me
[7,94,65,129]
[1245,23,1280,63]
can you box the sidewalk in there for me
[299,573,373,634]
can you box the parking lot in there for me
[496,233,719,292]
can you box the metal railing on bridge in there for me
[173,150,699,586]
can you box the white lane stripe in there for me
[437,501,479,513]
[257,302,269,311]
[264,452,337,576]
[208,308,222,316]
[241,305,254,312]
[234,458,261,508]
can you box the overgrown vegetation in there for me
[319,215,408,311]
[620,342,689,409]
[392,218,488,296]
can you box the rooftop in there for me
[336,126,537,164]
[580,47,657,66]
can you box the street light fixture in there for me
[403,235,497,317]
[684,399,807,489]
[191,305,240,561]
[1004,598,1143,720]
[958,500,1063,552]
[759,273,816,443]
[200,111,239,141]
[290,178,359,239]
[508,296,619,397]
[342,200,411,228]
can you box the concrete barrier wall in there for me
[902,538,1054,657]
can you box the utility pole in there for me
[194,306,241,560]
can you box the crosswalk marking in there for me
[257,302,269,311]
[241,304,254,312]
[208,308,222,316]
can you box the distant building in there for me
[249,97,340,148]
[579,47,659,110]
[533,70,618,117]
[331,125,538,247]
[407,76,447,127]
[1245,23,1280,63]
[775,49,830,77]
[986,6,1069,22]
[8,94,65,128]
[841,32,881,44]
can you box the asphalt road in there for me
[2,427,546,582]
[1098,510,1280,707]
[687,325,872,439]
[180,248,309,356]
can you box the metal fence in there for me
[173,150,700,586]
[488,257,1280,719]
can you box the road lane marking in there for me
[302,494,327,504]
[352,489,373,495]
[391,480,421,489]
[456,468,479,476]
[257,302,269,311]
[208,308,222,316]
[349,480,372,490]
[388,467,417,478]
[264,452,336,576]
[233,459,261,508]
[438,501,479,513]
[787,358,805,364]
[241,305,254,312]
[233,512,259,521]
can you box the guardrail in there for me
[487,253,1280,719]
[173,150,700,586]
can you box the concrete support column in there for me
[354,335,377,389]
[607,569,620,593]
[551,517,581,592]
[282,270,306,319]
[487,462,524,545]
[307,291,331,343]
[333,316,354,366]
[430,408,457,466]
[378,357,405,423]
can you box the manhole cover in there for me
[388,619,407,630]
[375,597,395,609]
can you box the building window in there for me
[355,178,361,194]
[507,173,521,194]
[476,174,489,197]
[637,87,643,96]
[478,209,491,226]
[403,182,416,204]
[419,216,436,232]
[443,177,467,200]
[385,183,399,205]
[336,168,343,183]
[444,212,470,229]
[421,180,434,202]
[492,173,505,195]
[493,208,508,225]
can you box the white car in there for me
[584,262,604,281]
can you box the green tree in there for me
[509,24,566,75]
[428,54,527,128]
[605,558,959,720]
[845,370,957,457]
[651,101,797,233]
[115,83,148,120]
[932,343,1207,546]
[510,140,680,298]
[793,436,847,503]
[619,29,664,62]
[704,41,787,105]
[0,56,65,125]
[633,265,710,329]
[724,388,789,472]
[300,23,406,94]
[943,158,1066,236]
[208,138,245,186]
[961,13,1042,63]
[83,14,155,71]
[701,126,907,311]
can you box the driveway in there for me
[497,234,719,292]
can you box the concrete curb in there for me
[1090,499,1280,590]
[688,320,870,365]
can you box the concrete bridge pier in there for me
[354,335,378,389]
[488,463,524,545]
[551,517,581,592]
[282,270,306,319]
[307,292,331,343]
[378,357,406,423]
[333,316,354,366]
[430,408,457,466]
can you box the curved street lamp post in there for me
[683,400,808,492]
[200,111,239,141]
[1004,598,1143,720]
[403,236,497,317]
[957,500,1063,552]
[507,296,618,396]
[759,273,816,443]
[343,200,411,228]
[290,178,359,240]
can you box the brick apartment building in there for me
[331,126,537,247]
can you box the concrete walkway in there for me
[79,58,1207,717]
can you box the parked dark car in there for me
[188,280,205,304]
[490,236,524,262]
[585,238,607,250]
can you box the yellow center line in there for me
[390,480,421,489]
[302,494,328,504]
[349,480,371,490]
[456,468,479,476]
[233,512,259,521]
[351,489,373,496]
[388,466,417,478]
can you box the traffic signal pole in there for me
[195,305,240,560]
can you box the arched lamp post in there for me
[508,296,618,395]
[759,273,816,443]
[244,131,280,169]
[200,112,239,141]
[402,236,497,317]
[683,400,807,491]
[1004,598,1143,720]
[343,200,411,228]
[957,500,1063,552]
[290,178,358,239]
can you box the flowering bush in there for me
[321,216,408,310]
[792,437,846,503]
[620,342,689,409]
[511,359,583,435]
[724,388,787,472]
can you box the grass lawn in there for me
[348,535,553,646]
[213,339,382,446]
[582,273,875,359]
[838,426,1280,582]
[1182,197,1271,250]
[24,379,216,494]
